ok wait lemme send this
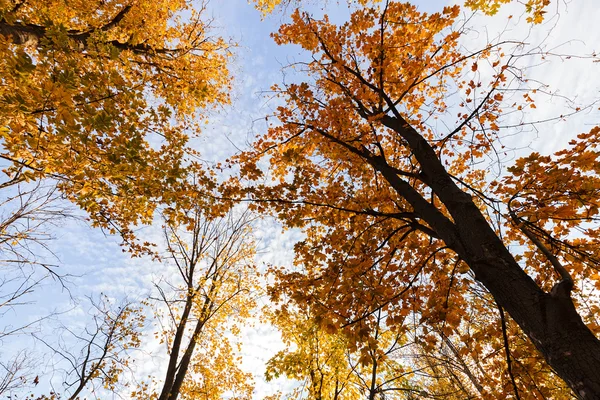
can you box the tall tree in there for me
[0,0,230,249]
[149,207,257,400]
[232,1,600,397]
[27,209,257,400]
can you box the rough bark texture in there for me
[373,114,600,399]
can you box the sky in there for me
[2,0,600,398]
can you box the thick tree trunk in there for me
[377,114,600,399]
[448,196,600,399]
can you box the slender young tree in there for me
[26,208,257,400]
[32,296,145,400]
[152,207,257,400]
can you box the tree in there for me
[231,1,600,397]
[408,287,574,399]
[0,182,71,339]
[266,304,425,400]
[0,1,232,392]
[267,259,572,399]
[150,207,257,400]
[0,0,231,249]
[26,208,257,400]
[0,349,36,397]
[0,182,73,397]
[33,295,145,400]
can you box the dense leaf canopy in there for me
[0,0,230,249]
[1,0,599,399]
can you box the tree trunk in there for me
[165,317,207,400]
[375,114,600,399]
[157,293,194,400]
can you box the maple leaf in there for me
[465,0,550,23]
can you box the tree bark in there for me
[373,114,600,399]
[164,317,207,400]
[157,293,194,400]
[157,289,213,400]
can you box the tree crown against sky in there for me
[228,0,600,398]
[0,0,231,254]
[1,0,599,399]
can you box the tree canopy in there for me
[232,1,600,398]
[1,0,599,399]
[0,0,230,250]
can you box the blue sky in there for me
[2,0,600,398]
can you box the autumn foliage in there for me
[0,0,230,249]
[231,1,600,398]
[1,0,599,399]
